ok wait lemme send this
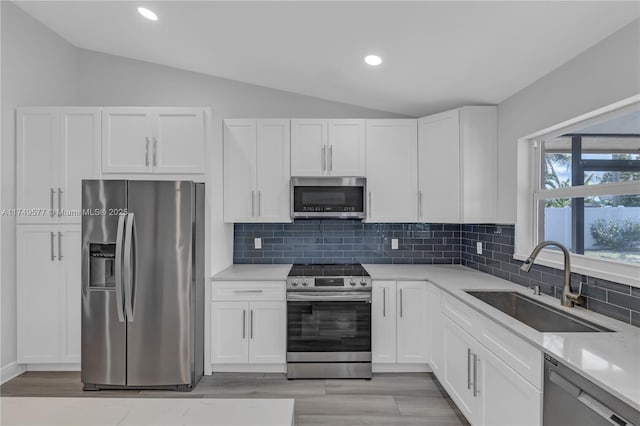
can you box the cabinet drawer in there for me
[480,317,542,389]
[442,293,479,337]
[212,281,286,301]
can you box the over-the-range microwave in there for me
[290,177,367,219]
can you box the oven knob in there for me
[302,280,309,287]
[349,280,356,286]
[360,280,368,286]
[291,281,299,287]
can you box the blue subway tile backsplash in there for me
[233,221,639,327]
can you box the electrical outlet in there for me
[476,241,483,255]
[391,239,399,250]
[254,238,262,249]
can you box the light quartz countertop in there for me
[363,264,640,411]
[0,397,295,426]
[212,264,292,281]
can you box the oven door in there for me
[287,292,371,361]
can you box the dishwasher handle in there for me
[549,371,636,426]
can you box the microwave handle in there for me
[368,191,372,218]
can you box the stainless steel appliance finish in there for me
[81,180,204,391]
[543,353,639,426]
[290,176,366,219]
[465,291,613,333]
[287,264,372,379]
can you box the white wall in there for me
[496,19,640,224]
[1,1,79,379]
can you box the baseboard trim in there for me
[373,363,431,373]
[211,364,286,373]
[26,363,80,371]
[1,362,27,384]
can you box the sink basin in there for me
[465,291,614,333]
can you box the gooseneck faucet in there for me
[520,241,584,307]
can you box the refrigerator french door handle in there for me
[58,232,63,261]
[114,214,126,323]
[50,232,55,261]
[50,188,56,217]
[58,188,63,214]
[124,213,136,322]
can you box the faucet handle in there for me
[529,285,541,296]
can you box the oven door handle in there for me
[287,292,372,302]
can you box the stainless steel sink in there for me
[465,291,614,333]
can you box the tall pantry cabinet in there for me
[16,107,101,364]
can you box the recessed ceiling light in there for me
[364,55,382,66]
[138,7,158,21]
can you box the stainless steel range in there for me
[286,264,372,379]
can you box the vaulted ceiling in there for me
[15,1,640,116]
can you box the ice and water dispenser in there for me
[89,243,116,289]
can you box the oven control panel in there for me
[287,276,372,290]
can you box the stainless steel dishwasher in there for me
[544,353,639,426]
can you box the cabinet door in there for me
[291,120,327,176]
[476,343,542,426]
[248,301,286,364]
[223,120,257,223]
[418,110,461,223]
[396,281,428,364]
[102,108,153,173]
[59,226,82,363]
[58,108,101,224]
[365,120,418,222]
[460,107,498,223]
[153,108,205,174]
[372,281,396,364]
[17,226,61,363]
[16,108,58,224]
[256,120,291,222]
[443,316,478,423]
[327,120,365,176]
[427,284,444,378]
[211,302,249,364]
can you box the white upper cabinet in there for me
[365,119,418,222]
[223,119,291,223]
[17,108,100,224]
[291,119,365,176]
[418,106,497,223]
[102,107,205,174]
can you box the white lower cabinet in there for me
[211,281,286,370]
[372,281,428,367]
[17,224,81,364]
[442,308,542,426]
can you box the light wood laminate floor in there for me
[1,372,470,426]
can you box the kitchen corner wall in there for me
[234,221,640,327]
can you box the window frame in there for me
[516,95,640,288]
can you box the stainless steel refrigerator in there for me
[81,180,204,391]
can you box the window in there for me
[516,96,640,287]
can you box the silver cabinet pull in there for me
[467,348,472,390]
[399,288,403,318]
[321,145,326,172]
[473,353,479,397]
[50,232,55,261]
[328,145,333,172]
[251,191,255,217]
[382,287,386,318]
[258,191,261,217]
[145,137,150,166]
[152,137,158,166]
[242,309,246,339]
[58,188,63,215]
[58,232,63,261]
[50,188,56,217]
[233,290,263,294]
[250,310,254,339]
